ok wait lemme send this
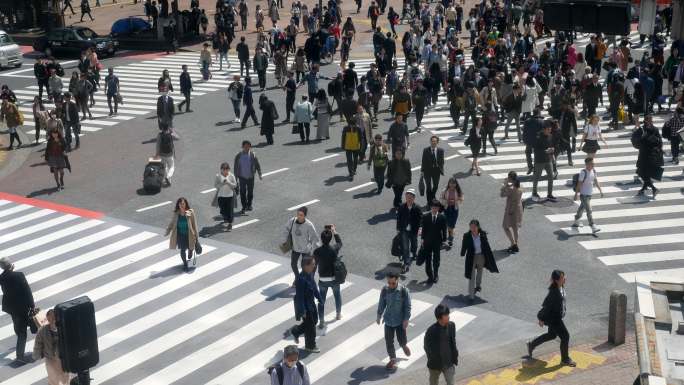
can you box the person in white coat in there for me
[295,95,314,143]
[212,163,237,230]
[521,76,541,120]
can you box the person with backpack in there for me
[424,304,459,385]
[269,345,311,385]
[527,270,577,367]
[377,271,412,371]
[156,126,175,187]
[228,75,244,123]
[572,157,603,234]
[313,224,343,329]
[0,96,23,150]
[368,134,389,194]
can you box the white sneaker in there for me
[234,118,240,123]
[591,225,601,233]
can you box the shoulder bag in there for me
[279,218,295,254]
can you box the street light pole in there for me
[319,0,323,27]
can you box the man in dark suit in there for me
[61,92,81,151]
[0,257,35,364]
[420,136,445,207]
[421,200,447,283]
[157,85,175,131]
[396,189,422,274]
[424,304,459,385]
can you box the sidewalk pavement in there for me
[389,334,638,385]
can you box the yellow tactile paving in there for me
[466,351,606,385]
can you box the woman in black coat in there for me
[459,219,498,303]
[259,94,278,145]
[635,115,664,197]
[527,270,576,367]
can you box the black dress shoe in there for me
[527,341,534,357]
[433,276,439,283]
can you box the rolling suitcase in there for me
[143,158,165,194]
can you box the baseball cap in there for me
[405,188,416,196]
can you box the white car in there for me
[0,31,23,69]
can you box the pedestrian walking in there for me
[80,0,94,21]
[368,134,389,194]
[421,199,447,283]
[156,85,175,131]
[218,34,230,70]
[341,123,362,180]
[577,115,607,159]
[424,304,459,385]
[387,150,412,209]
[531,121,557,202]
[527,270,577,367]
[164,197,199,272]
[104,68,120,116]
[212,163,237,230]
[283,206,318,284]
[295,95,314,143]
[0,96,23,150]
[572,158,604,233]
[396,188,421,273]
[268,345,311,385]
[155,126,174,186]
[32,96,47,144]
[259,94,278,145]
[75,72,93,120]
[377,271,412,371]
[200,43,213,80]
[460,219,499,303]
[438,177,464,248]
[466,117,482,176]
[314,90,332,140]
[33,309,71,385]
[60,94,79,150]
[503,84,524,139]
[228,75,244,123]
[634,115,664,197]
[63,0,75,15]
[177,65,192,113]
[253,48,269,91]
[523,108,544,173]
[0,257,35,364]
[234,140,262,214]
[500,171,523,253]
[47,110,64,138]
[420,136,445,207]
[34,59,50,101]
[48,69,63,103]
[241,78,259,128]
[662,107,683,165]
[355,103,372,161]
[387,113,409,155]
[313,224,343,328]
[236,37,250,77]
[287,257,322,353]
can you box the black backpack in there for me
[571,169,586,192]
[268,361,304,385]
[159,132,173,155]
[334,257,347,283]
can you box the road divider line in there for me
[262,167,289,177]
[136,201,173,212]
[311,153,340,162]
[445,154,460,160]
[232,219,259,229]
[201,188,217,194]
[345,182,374,192]
[286,199,320,211]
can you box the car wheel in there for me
[14,63,22,68]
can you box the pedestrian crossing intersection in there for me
[13,52,290,143]
[0,195,541,385]
[415,85,684,290]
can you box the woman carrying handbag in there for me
[212,163,238,230]
[165,197,200,272]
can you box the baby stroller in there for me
[142,157,165,194]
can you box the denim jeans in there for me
[318,280,342,321]
[400,230,417,266]
[231,99,241,119]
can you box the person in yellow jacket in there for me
[341,123,362,181]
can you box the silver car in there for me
[0,31,23,69]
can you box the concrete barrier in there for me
[609,290,627,345]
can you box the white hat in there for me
[405,188,416,196]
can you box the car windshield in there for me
[0,34,15,46]
[75,28,98,40]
